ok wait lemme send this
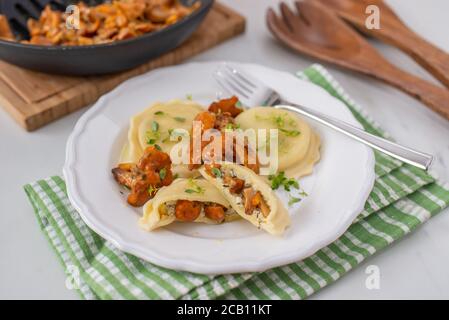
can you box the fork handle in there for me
[275,103,433,170]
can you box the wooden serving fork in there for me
[266,1,449,121]
[317,0,449,89]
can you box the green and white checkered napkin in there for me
[24,65,449,300]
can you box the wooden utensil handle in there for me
[389,31,449,89]
[373,62,449,120]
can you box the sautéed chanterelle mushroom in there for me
[0,0,200,45]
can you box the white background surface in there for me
[0,0,448,299]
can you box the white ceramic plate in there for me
[64,62,375,274]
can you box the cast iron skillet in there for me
[0,0,213,75]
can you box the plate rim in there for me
[63,61,375,274]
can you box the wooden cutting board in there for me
[0,2,245,131]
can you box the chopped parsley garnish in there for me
[151,120,159,132]
[211,167,222,178]
[224,123,240,131]
[279,128,301,137]
[146,129,160,145]
[269,172,308,206]
[256,113,298,133]
[274,115,284,128]
[298,189,308,197]
[154,111,164,116]
[186,94,193,100]
[284,179,300,192]
[288,195,302,206]
[173,116,186,123]
[148,185,158,196]
[154,144,162,151]
[159,168,167,180]
[173,173,179,179]
[268,171,299,191]
[184,179,205,194]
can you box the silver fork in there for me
[213,63,433,170]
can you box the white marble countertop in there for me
[1,0,448,299]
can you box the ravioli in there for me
[120,99,203,164]
[235,107,320,178]
[199,163,291,235]
[139,179,240,231]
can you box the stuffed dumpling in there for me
[199,163,291,235]
[139,178,240,231]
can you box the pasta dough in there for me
[120,99,203,164]
[235,107,320,178]
[199,163,291,235]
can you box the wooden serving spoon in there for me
[266,1,449,121]
[317,0,449,89]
